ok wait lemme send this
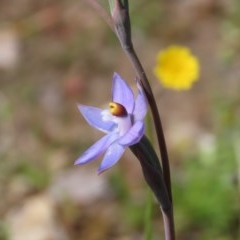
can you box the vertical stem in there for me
[124,45,172,203]
[161,208,175,240]
[112,0,175,235]
[233,139,240,239]
[123,43,175,240]
[131,139,175,240]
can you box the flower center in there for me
[109,102,128,117]
[106,102,132,136]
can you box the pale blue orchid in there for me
[75,73,147,173]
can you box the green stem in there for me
[144,188,154,240]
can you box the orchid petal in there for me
[133,82,148,121]
[78,105,116,133]
[75,133,118,165]
[118,121,145,146]
[112,73,135,113]
[98,143,125,174]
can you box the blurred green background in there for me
[0,0,239,239]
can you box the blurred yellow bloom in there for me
[154,45,200,90]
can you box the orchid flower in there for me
[75,73,147,174]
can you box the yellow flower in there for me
[154,45,200,90]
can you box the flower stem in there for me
[85,1,175,239]
[130,138,174,240]
[109,0,172,201]
[124,46,172,202]
[109,1,175,239]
